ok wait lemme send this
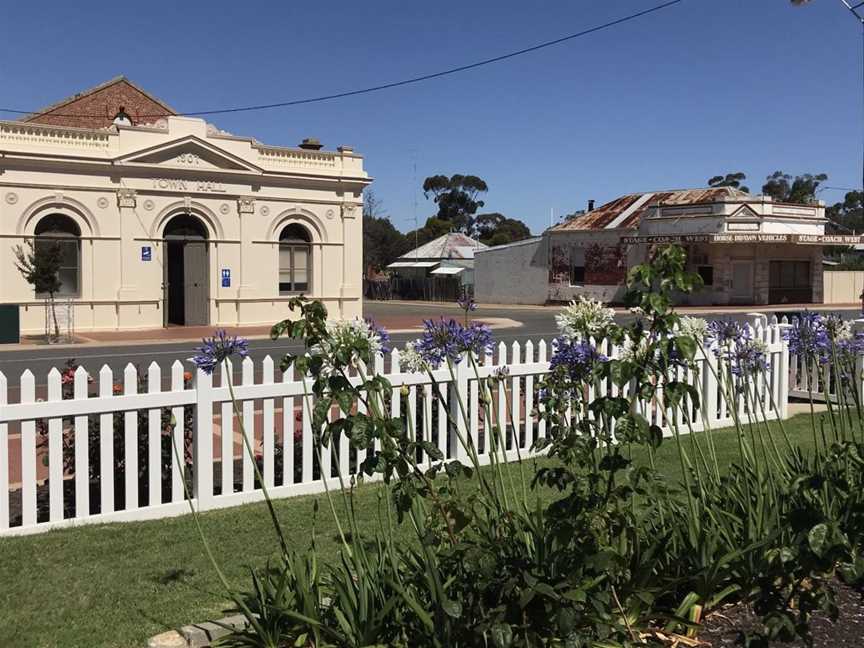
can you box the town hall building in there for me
[0,76,369,334]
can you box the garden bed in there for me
[700,581,864,647]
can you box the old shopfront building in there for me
[0,77,369,334]
[476,187,838,306]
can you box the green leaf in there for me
[442,598,462,619]
[335,390,354,415]
[675,335,697,362]
[808,523,828,557]
[490,623,513,648]
[421,440,444,461]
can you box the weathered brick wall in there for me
[24,80,174,129]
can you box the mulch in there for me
[699,581,864,646]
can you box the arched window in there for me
[34,214,81,296]
[279,224,311,294]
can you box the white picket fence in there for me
[786,316,864,403]
[0,326,789,537]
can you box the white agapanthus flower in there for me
[678,316,709,343]
[398,340,427,373]
[556,296,615,338]
[619,335,651,364]
[832,319,853,343]
[311,317,387,376]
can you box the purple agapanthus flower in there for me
[414,318,494,368]
[784,312,830,364]
[549,337,608,382]
[365,317,391,354]
[706,320,747,354]
[728,339,769,377]
[457,295,477,313]
[191,329,250,374]
[838,333,864,356]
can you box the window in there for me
[570,247,586,285]
[34,214,81,296]
[279,224,311,294]
[697,266,714,286]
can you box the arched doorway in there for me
[163,214,209,326]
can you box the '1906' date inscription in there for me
[152,178,226,193]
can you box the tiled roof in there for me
[398,232,487,260]
[553,187,750,232]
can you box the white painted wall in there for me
[0,117,369,333]
[475,238,547,304]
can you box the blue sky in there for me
[1,0,860,234]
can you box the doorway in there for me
[163,214,209,326]
[730,260,754,304]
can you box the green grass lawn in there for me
[0,411,837,648]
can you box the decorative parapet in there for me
[255,145,338,171]
[0,120,113,151]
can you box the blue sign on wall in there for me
[141,246,152,261]
[221,268,231,288]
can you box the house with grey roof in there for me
[386,232,487,300]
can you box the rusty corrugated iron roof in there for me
[553,187,749,232]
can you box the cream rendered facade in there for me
[0,116,369,333]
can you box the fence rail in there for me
[0,324,789,537]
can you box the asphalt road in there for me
[0,302,563,382]
[0,301,859,383]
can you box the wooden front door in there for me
[731,261,754,303]
[183,242,209,326]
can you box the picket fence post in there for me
[854,320,864,408]
[450,355,470,464]
[194,369,214,509]
[777,322,791,420]
[702,350,719,428]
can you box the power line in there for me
[0,0,684,120]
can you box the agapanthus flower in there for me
[191,329,250,374]
[824,315,864,358]
[706,320,747,354]
[678,316,709,343]
[784,312,829,364]
[728,338,769,377]
[620,331,692,370]
[398,340,427,373]
[556,296,615,338]
[549,337,608,382]
[619,335,651,365]
[457,295,477,313]
[311,317,390,376]
[364,317,391,354]
[414,318,494,368]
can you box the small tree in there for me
[13,239,63,340]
